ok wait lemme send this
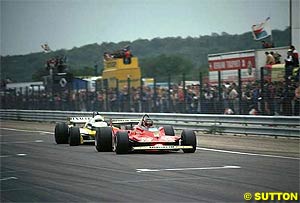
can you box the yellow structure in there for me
[270,64,285,82]
[102,57,141,88]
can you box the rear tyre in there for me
[163,125,175,136]
[181,129,196,153]
[54,122,69,144]
[69,127,81,146]
[95,127,113,152]
[115,131,130,154]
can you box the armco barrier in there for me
[0,109,299,137]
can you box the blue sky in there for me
[1,0,289,56]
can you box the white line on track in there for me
[17,153,27,156]
[0,127,53,135]
[197,147,300,160]
[0,155,10,158]
[0,153,27,158]
[136,165,241,173]
[0,177,18,181]
[0,140,44,144]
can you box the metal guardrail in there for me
[1,109,299,138]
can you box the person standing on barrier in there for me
[265,52,275,65]
[228,83,239,114]
[290,45,299,67]
[285,49,294,83]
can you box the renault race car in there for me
[95,114,197,154]
[54,112,108,146]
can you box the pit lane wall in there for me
[0,109,299,138]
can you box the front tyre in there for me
[181,129,196,153]
[95,127,113,152]
[162,125,175,136]
[54,122,69,144]
[69,127,81,146]
[115,131,130,154]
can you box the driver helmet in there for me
[143,117,153,128]
[94,115,104,122]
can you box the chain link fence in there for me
[1,69,299,116]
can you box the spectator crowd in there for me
[1,79,299,116]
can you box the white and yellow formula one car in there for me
[54,112,108,146]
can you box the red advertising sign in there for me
[209,56,255,71]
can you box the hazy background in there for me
[1,0,289,56]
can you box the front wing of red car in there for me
[132,145,193,151]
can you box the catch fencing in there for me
[1,109,299,138]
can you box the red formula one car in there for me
[95,114,197,154]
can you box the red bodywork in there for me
[112,126,180,145]
[128,126,180,146]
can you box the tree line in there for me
[1,28,290,82]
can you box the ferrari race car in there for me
[95,114,197,154]
[54,112,108,146]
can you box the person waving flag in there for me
[41,43,51,53]
[251,17,271,41]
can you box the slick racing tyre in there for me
[162,125,175,136]
[69,127,81,146]
[181,129,196,153]
[115,131,130,154]
[54,122,69,144]
[95,127,113,152]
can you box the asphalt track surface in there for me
[1,121,299,202]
